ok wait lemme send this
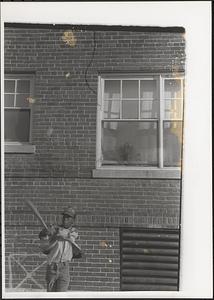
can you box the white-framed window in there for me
[4,74,35,153]
[94,74,184,178]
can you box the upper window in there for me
[97,74,184,169]
[4,75,34,143]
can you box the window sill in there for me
[92,167,181,179]
[5,143,36,154]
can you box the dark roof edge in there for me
[4,22,185,33]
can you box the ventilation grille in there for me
[120,227,180,291]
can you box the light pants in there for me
[46,262,70,292]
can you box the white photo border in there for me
[1,1,212,298]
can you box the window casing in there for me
[4,74,35,153]
[95,74,184,177]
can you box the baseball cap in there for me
[62,207,76,218]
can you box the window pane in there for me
[140,100,159,118]
[122,80,138,98]
[140,80,157,99]
[17,80,31,93]
[16,94,30,107]
[163,121,183,167]
[4,94,14,107]
[104,80,120,99]
[5,80,15,93]
[4,109,30,142]
[122,100,138,119]
[102,121,158,166]
[164,99,183,119]
[164,79,182,99]
[104,100,120,119]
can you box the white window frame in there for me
[4,74,35,153]
[93,73,184,179]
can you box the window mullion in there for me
[138,79,140,120]
[181,79,184,120]
[14,80,17,107]
[97,77,104,168]
[159,76,164,168]
[120,80,122,119]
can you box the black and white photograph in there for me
[1,2,212,299]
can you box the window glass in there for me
[164,99,183,119]
[4,80,15,93]
[16,94,30,107]
[5,109,30,142]
[104,80,120,100]
[163,121,182,167]
[102,121,158,166]
[17,80,31,93]
[164,79,182,99]
[140,80,157,99]
[4,94,14,107]
[104,100,120,119]
[140,100,159,119]
[122,100,138,119]
[122,80,138,99]
[100,75,184,169]
[4,75,34,144]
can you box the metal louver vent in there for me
[120,227,180,291]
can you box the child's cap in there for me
[62,207,76,218]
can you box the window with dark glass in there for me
[4,76,34,143]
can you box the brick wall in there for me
[4,177,180,290]
[5,178,180,228]
[4,25,185,291]
[4,27,185,177]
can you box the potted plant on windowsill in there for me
[118,142,133,165]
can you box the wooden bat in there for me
[24,199,49,231]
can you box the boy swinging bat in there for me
[24,200,81,292]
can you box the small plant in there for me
[118,142,133,163]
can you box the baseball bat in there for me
[24,199,49,231]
